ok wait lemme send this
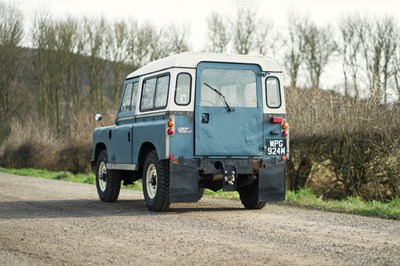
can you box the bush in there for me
[57,141,92,174]
[286,87,400,200]
[0,119,92,173]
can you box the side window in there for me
[130,82,139,113]
[154,75,169,108]
[141,78,156,110]
[175,73,191,105]
[266,77,281,108]
[140,74,170,111]
[120,83,133,112]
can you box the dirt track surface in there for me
[0,173,399,266]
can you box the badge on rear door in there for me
[177,127,192,134]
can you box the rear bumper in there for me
[169,157,285,203]
[196,157,262,175]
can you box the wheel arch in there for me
[94,143,107,163]
[138,142,158,171]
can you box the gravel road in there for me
[0,173,399,265]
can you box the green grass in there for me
[1,167,398,220]
[0,167,96,185]
[286,188,400,220]
[204,189,240,199]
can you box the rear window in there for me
[265,77,281,108]
[200,68,257,108]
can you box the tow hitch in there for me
[223,165,237,191]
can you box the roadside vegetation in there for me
[285,188,400,220]
[0,3,399,215]
[1,167,398,220]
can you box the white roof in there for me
[126,52,282,79]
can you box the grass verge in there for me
[1,167,398,220]
[286,188,400,220]
[0,167,96,184]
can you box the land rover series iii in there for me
[92,52,288,211]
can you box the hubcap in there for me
[98,161,107,192]
[146,163,157,199]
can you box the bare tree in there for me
[128,22,160,67]
[337,15,363,98]
[284,13,305,89]
[32,14,88,136]
[379,17,398,104]
[147,26,167,62]
[55,17,87,136]
[0,2,24,120]
[83,16,108,111]
[32,12,61,133]
[393,43,400,103]
[205,7,278,56]
[339,15,399,103]
[108,20,129,106]
[300,22,334,93]
[206,12,230,53]
[164,24,190,54]
[232,7,256,54]
[254,19,278,56]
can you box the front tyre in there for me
[238,177,266,210]
[142,150,170,212]
[95,150,121,202]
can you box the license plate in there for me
[266,139,286,155]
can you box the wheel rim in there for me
[146,163,157,199]
[98,161,107,192]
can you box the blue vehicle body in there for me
[92,52,288,210]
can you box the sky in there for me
[11,0,400,51]
[6,0,400,91]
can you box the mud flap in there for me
[169,163,201,203]
[258,163,286,202]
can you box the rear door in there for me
[194,62,263,156]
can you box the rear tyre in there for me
[238,178,266,210]
[95,150,121,202]
[142,150,170,212]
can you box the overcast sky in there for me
[11,0,400,51]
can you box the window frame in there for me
[129,81,139,114]
[119,82,134,113]
[116,79,139,120]
[140,73,171,112]
[265,76,282,109]
[174,72,192,106]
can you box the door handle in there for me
[201,113,209,123]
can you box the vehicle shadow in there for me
[0,199,245,220]
[168,204,245,213]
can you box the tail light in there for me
[167,119,174,136]
[282,121,289,138]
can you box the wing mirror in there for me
[95,113,104,127]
